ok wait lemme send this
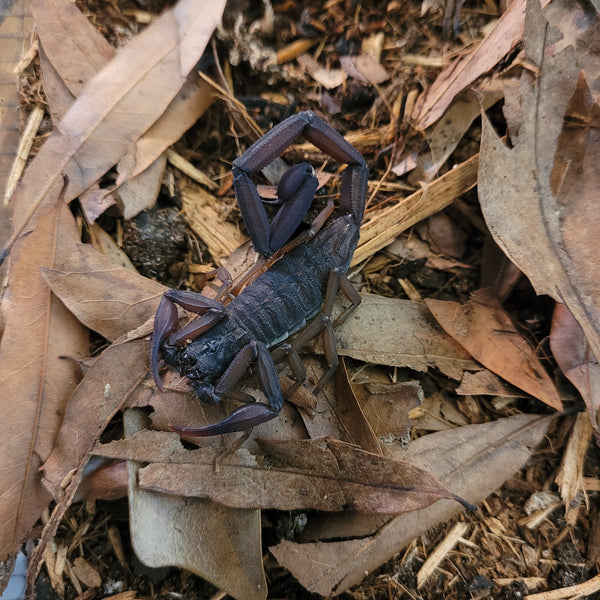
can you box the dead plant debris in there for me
[1,0,600,599]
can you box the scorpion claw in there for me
[169,402,279,436]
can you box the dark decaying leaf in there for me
[93,433,468,514]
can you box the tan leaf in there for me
[0,204,88,562]
[426,290,562,410]
[331,293,478,380]
[270,413,554,596]
[9,0,225,245]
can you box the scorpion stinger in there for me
[150,111,368,436]
[232,110,367,256]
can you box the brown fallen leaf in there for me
[0,203,88,563]
[550,303,600,440]
[399,83,502,182]
[353,380,422,442]
[33,0,215,221]
[270,413,554,596]
[331,293,479,380]
[8,0,225,252]
[124,410,267,600]
[478,3,599,419]
[41,243,164,342]
[32,0,114,105]
[426,289,563,410]
[41,337,148,500]
[333,359,382,454]
[93,433,468,514]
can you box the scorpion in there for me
[150,111,369,435]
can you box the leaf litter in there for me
[1,0,600,598]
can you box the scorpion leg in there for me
[150,289,227,390]
[289,268,362,395]
[270,342,307,398]
[171,340,283,436]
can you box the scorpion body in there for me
[151,112,368,435]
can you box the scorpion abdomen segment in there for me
[227,253,326,347]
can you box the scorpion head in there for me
[181,338,226,379]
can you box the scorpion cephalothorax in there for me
[150,111,368,435]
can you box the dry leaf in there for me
[124,410,266,600]
[400,83,502,181]
[550,303,600,439]
[41,243,164,342]
[353,380,422,442]
[339,54,389,85]
[93,433,467,514]
[331,293,478,380]
[297,54,345,89]
[333,359,382,454]
[270,413,554,596]
[34,0,216,221]
[426,289,562,410]
[0,204,88,562]
[478,2,599,418]
[41,338,148,499]
[10,0,225,243]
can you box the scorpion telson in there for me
[150,111,368,435]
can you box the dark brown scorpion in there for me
[150,111,369,435]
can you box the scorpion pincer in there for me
[150,111,369,435]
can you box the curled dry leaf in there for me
[0,204,88,562]
[93,432,468,514]
[426,289,562,411]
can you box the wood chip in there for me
[524,572,600,600]
[417,521,469,588]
